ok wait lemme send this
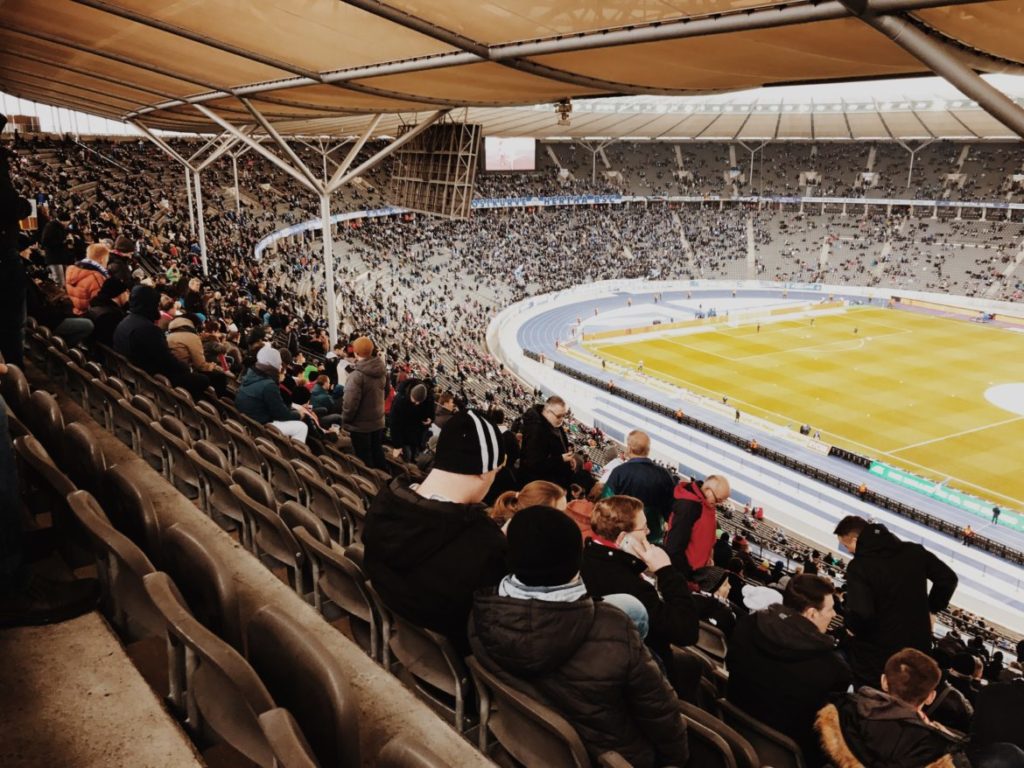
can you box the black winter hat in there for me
[95,276,128,302]
[693,566,729,595]
[433,409,506,475]
[506,505,582,587]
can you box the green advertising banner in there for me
[868,462,1024,533]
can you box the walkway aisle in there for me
[0,613,203,768]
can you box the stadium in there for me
[1,1,1024,766]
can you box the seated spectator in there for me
[728,575,852,766]
[86,276,129,348]
[603,430,675,543]
[690,566,740,637]
[166,315,228,397]
[65,242,109,315]
[310,375,337,414]
[712,530,733,567]
[984,652,1005,683]
[113,285,210,402]
[363,410,507,656]
[564,483,595,539]
[817,648,971,767]
[234,344,308,443]
[25,276,94,347]
[469,505,690,768]
[581,495,699,668]
[819,648,1024,768]
[926,655,975,736]
[433,391,458,430]
[973,677,1024,751]
[664,474,730,577]
[483,407,520,504]
[489,480,566,529]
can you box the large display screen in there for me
[484,137,536,171]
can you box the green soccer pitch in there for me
[586,307,1024,508]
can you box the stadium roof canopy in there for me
[2,0,1024,140]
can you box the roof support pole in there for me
[185,165,196,236]
[192,103,322,195]
[839,5,1024,139]
[232,152,241,216]
[326,114,383,193]
[193,169,208,276]
[319,193,339,348]
[327,110,449,194]
[895,138,935,189]
[239,98,323,193]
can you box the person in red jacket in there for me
[65,242,110,315]
[664,474,730,577]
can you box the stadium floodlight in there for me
[556,98,573,127]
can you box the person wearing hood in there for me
[341,336,387,469]
[363,409,507,657]
[166,314,228,397]
[65,242,110,315]
[813,648,1021,768]
[86,276,129,348]
[112,284,210,402]
[835,516,959,688]
[235,344,308,443]
[469,505,690,768]
[664,474,730,577]
[727,574,852,766]
[519,395,574,490]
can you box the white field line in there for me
[891,415,1024,453]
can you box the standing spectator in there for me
[342,336,387,469]
[712,531,733,567]
[834,516,959,688]
[581,495,699,668]
[113,285,212,402]
[86,276,130,348]
[603,430,675,542]
[363,410,507,656]
[389,380,433,461]
[664,475,731,577]
[727,574,852,766]
[991,506,1001,525]
[519,395,574,490]
[235,344,308,443]
[470,506,690,768]
[65,242,110,315]
[40,210,71,285]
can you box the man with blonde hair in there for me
[603,430,675,542]
[65,242,110,315]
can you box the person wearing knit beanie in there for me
[506,505,583,587]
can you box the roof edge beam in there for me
[193,103,322,195]
[326,113,383,192]
[327,109,450,194]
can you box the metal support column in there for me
[232,152,241,216]
[320,194,339,348]
[193,170,208,276]
[839,3,1024,139]
[184,165,196,235]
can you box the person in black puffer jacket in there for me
[470,505,689,768]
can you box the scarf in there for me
[498,575,587,603]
